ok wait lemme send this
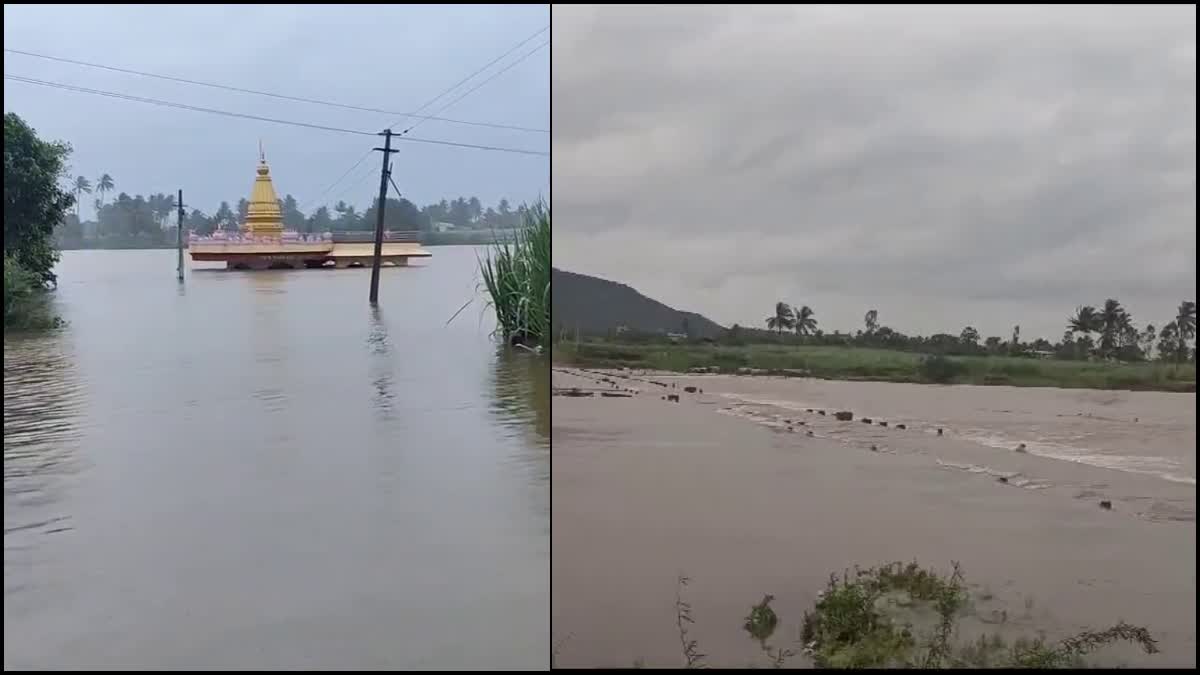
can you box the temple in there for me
[244,144,284,238]
[188,146,432,270]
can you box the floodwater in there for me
[701,374,1197,489]
[4,248,549,670]
[552,368,1195,667]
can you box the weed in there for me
[659,561,1159,669]
[479,203,550,349]
[675,574,707,669]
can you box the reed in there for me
[479,202,550,349]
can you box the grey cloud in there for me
[4,4,549,216]
[553,5,1195,341]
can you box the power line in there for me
[318,155,380,213]
[300,23,549,214]
[4,47,548,134]
[305,24,549,216]
[297,147,375,214]
[398,38,549,137]
[5,74,374,136]
[385,24,548,132]
[4,74,548,156]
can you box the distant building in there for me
[433,221,457,233]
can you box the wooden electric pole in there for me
[369,128,398,305]
[176,189,186,282]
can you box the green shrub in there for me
[4,255,61,331]
[918,354,967,383]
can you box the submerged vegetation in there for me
[4,255,63,331]
[659,561,1159,669]
[479,203,550,350]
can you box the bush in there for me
[4,255,61,331]
[797,561,1158,669]
[651,561,1159,669]
[918,354,967,383]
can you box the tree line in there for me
[739,300,1196,364]
[57,173,536,245]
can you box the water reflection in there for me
[3,334,86,508]
[367,306,396,420]
[488,347,550,449]
[3,333,86,589]
[249,273,290,415]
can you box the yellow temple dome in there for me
[244,143,284,238]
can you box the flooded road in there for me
[4,248,548,669]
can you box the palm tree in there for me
[147,194,162,229]
[864,309,879,334]
[1096,299,1130,359]
[72,175,92,217]
[765,302,794,335]
[793,305,817,338]
[1139,324,1157,359]
[1157,323,1179,363]
[1174,301,1196,363]
[1067,305,1100,336]
[1067,305,1100,359]
[95,173,114,208]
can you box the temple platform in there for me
[189,239,432,270]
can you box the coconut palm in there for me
[72,175,92,217]
[765,302,794,335]
[793,304,817,338]
[1157,322,1180,363]
[864,309,879,334]
[1066,305,1100,359]
[95,173,114,207]
[1097,299,1131,359]
[1139,324,1157,359]
[157,193,176,228]
[1174,301,1196,363]
[1067,305,1100,336]
[1176,301,1196,340]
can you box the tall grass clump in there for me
[479,202,550,350]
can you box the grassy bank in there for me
[479,204,550,349]
[555,341,1196,392]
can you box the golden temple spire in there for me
[244,144,284,238]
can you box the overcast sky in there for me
[4,4,548,218]
[552,5,1195,342]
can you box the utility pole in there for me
[176,189,185,282]
[369,128,398,305]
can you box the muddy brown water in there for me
[552,367,1195,668]
[4,248,548,669]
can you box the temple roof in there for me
[245,144,283,236]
